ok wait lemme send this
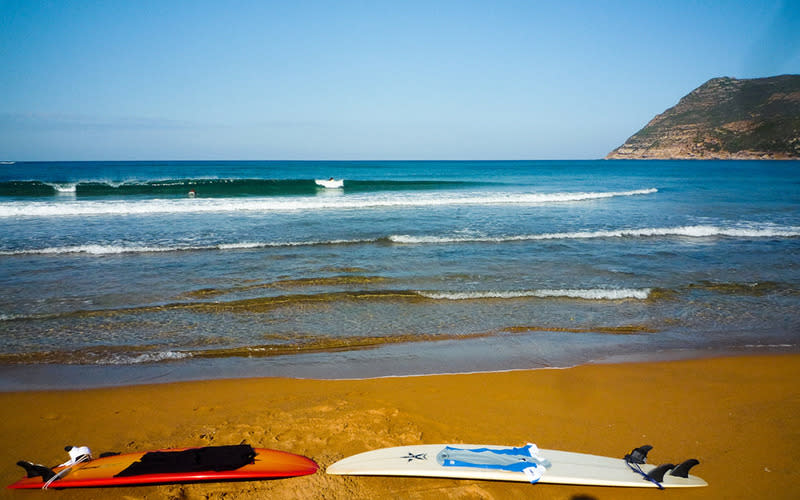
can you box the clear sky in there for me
[1,0,798,160]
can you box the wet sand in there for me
[1,353,797,499]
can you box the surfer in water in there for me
[188,189,196,197]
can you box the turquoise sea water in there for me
[1,160,798,389]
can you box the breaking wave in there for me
[0,178,479,198]
[0,325,656,365]
[0,188,657,217]
[0,287,653,327]
[417,289,652,300]
[0,240,371,256]
[3,223,797,256]
[389,224,800,244]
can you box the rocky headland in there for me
[607,74,800,159]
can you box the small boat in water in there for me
[315,178,344,189]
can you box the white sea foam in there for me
[390,224,800,244]
[217,238,368,249]
[3,223,798,256]
[0,244,174,255]
[50,183,77,194]
[417,288,652,300]
[103,350,192,364]
[0,188,658,217]
[0,238,373,256]
[217,242,275,250]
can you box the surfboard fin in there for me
[647,463,675,483]
[16,461,56,481]
[624,445,653,464]
[670,458,700,478]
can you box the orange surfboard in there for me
[8,445,317,489]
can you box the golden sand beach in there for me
[1,354,797,499]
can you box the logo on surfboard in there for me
[402,452,427,462]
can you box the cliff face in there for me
[606,75,800,159]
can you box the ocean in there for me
[1,160,798,390]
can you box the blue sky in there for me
[1,0,798,160]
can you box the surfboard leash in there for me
[41,454,90,490]
[624,445,665,489]
[624,458,665,489]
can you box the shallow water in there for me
[1,160,798,389]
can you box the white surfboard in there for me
[327,444,707,488]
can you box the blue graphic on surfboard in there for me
[327,443,707,488]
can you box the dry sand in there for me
[1,353,797,499]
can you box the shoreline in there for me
[1,352,797,499]
[2,345,796,393]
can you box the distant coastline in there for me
[607,75,800,160]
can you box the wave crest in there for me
[0,188,658,217]
[390,224,800,244]
[3,223,798,256]
[417,288,652,300]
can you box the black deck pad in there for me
[115,445,256,478]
